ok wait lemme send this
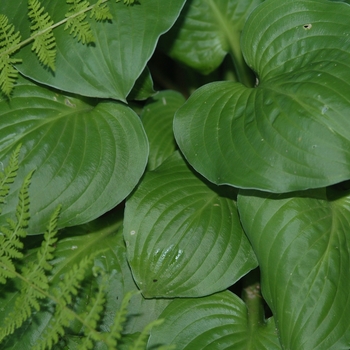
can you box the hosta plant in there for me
[1,0,350,349]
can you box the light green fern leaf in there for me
[116,0,138,5]
[0,168,33,286]
[0,143,21,210]
[78,281,107,349]
[36,204,61,270]
[0,14,22,97]
[102,291,135,348]
[91,0,113,21]
[65,0,95,44]
[28,0,56,71]
[130,319,166,350]
[0,200,59,341]
[34,255,95,349]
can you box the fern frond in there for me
[28,0,56,71]
[36,204,61,270]
[0,15,22,97]
[130,319,165,350]
[116,0,138,5]
[77,280,107,349]
[65,0,95,44]
[0,168,33,286]
[0,201,59,340]
[101,291,135,348]
[34,255,95,349]
[0,144,21,210]
[90,0,113,21]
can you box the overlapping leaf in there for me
[174,0,350,192]
[0,76,148,234]
[141,90,185,170]
[160,0,262,78]
[123,151,257,298]
[148,290,280,350]
[237,188,350,349]
[2,0,186,100]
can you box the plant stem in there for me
[242,268,265,330]
[207,0,255,88]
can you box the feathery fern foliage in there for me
[0,146,31,287]
[91,0,114,21]
[0,15,22,97]
[65,0,96,44]
[28,0,56,71]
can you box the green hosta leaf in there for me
[123,151,257,298]
[2,0,186,100]
[141,90,185,170]
[237,188,350,349]
[148,290,281,350]
[174,0,350,193]
[127,67,155,101]
[160,0,262,78]
[0,76,148,234]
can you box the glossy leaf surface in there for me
[0,77,148,234]
[0,215,171,349]
[148,291,280,349]
[141,90,185,170]
[3,0,186,100]
[174,0,350,192]
[160,0,262,75]
[237,188,350,349]
[124,152,257,298]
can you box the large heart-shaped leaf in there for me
[141,90,185,170]
[237,188,350,349]
[148,290,281,349]
[0,76,148,234]
[160,0,262,80]
[123,151,257,298]
[3,0,186,100]
[174,0,350,193]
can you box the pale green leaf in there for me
[174,0,350,192]
[0,76,148,234]
[124,151,257,298]
[148,291,281,350]
[237,187,350,349]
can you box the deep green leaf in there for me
[124,152,257,298]
[237,188,350,349]
[174,0,350,192]
[148,290,280,350]
[127,67,155,101]
[141,90,185,170]
[2,0,186,100]
[0,76,148,234]
[160,0,262,78]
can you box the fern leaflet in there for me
[65,0,95,44]
[0,202,60,341]
[28,0,56,71]
[91,0,113,21]
[0,168,33,285]
[0,14,22,97]
[0,143,21,210]
[33,255,96,350]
